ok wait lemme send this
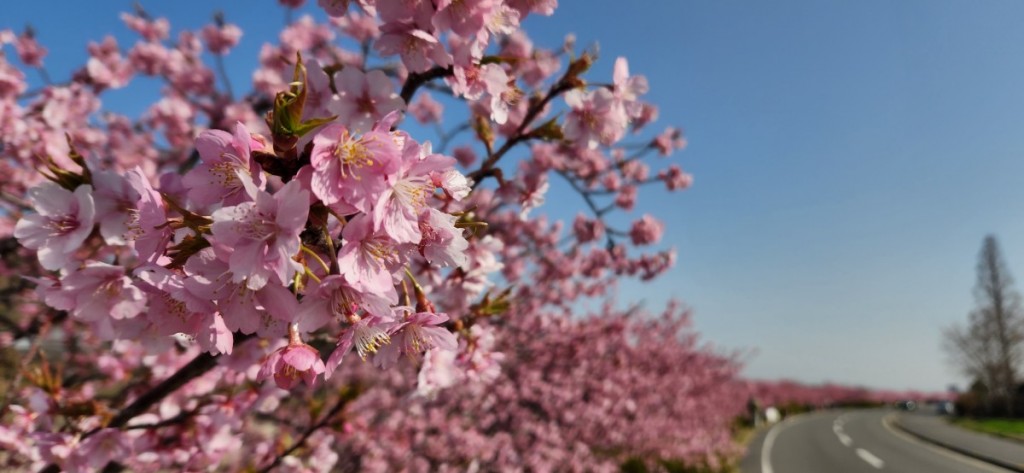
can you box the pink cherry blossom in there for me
[653,126,685,156]
[308,121,401,211]
[324,314,392,377]
[0,5,723,472]
[258,342,326,389]
[14,30,47,67]
[432,0,494,37]
[124,167,171,263]
[57,263,146,335]
[573,213,605,243]
[417,208,469,268]
[612,57,649,118]
[14,183,95,271]
[415,346,460,398]
[182,122,265,208]
[92,169,141,245]
[210,179,309,290]
[376,22,452,73]
[507,0,558,17]
[0,54,27,99]
[84,36,134,90]
[330,67,405,133]
[659,164,693,191]
[136,264,234,355]
[184,248,298,336]
[373,141,456,244]
[629,214,664,246]
[337,214,404,294]
[375,310,457,368]
[563,88,628,149]
[302,59,341,122]
[299,274,397,324]
[448,63,513,124]
[333,12,380,42]
[120,13,171,41]
[408,92,444,124]
[201,22,243,55]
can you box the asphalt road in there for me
[741,409,1013,473]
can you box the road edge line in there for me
[760,419,781,473]
[887,414,1024,473]
[760,411,821,473]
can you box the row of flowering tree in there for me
[0,0,733,471]
[744,379,951,413]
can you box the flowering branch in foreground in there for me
[0,1,706,471]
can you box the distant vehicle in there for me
[935,401,955,415]
[896,400,917,411]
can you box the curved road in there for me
[742,409,1012,473]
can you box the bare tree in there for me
[945,235,1024,416]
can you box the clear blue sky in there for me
[8,1,1024,392]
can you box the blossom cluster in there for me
[16,106,475,390]
[334,302,747,471]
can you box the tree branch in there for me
[39,333,252,473]
[467,80,575,187]
[399,66,453,105]
[258,389,356,473]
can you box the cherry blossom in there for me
[209,179,309,291]
[309,120,401,211]
[182,122,265,208]
[258,342,327,389]
[330,67,405,132]
[14,183,95,271]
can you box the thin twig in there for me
[215,54,234,99]
[258,393,351,473]
[467,80,575,187]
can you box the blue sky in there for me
[7,1,1024,392]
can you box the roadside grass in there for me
[951,417,1024,442]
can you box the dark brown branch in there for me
[103,335,250,431]
[39,333,252,473]
[399,66,453,105]
[258,390,354,473]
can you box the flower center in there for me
[330,287,360,318]
[394,178,430,210]
[241,211,276,241]
[353,323,390,359]
[333,132,376,178]
[210,158,246,190]
[365,239,398,266]
[47,215,79,236]
[356,94,376,114]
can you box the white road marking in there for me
[832,422,854,447]
[881,413,1013,473]
[761,420,782,473]
[761,413,820,473]
[856,448,885,469]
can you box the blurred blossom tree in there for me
[944,235,1024,416]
